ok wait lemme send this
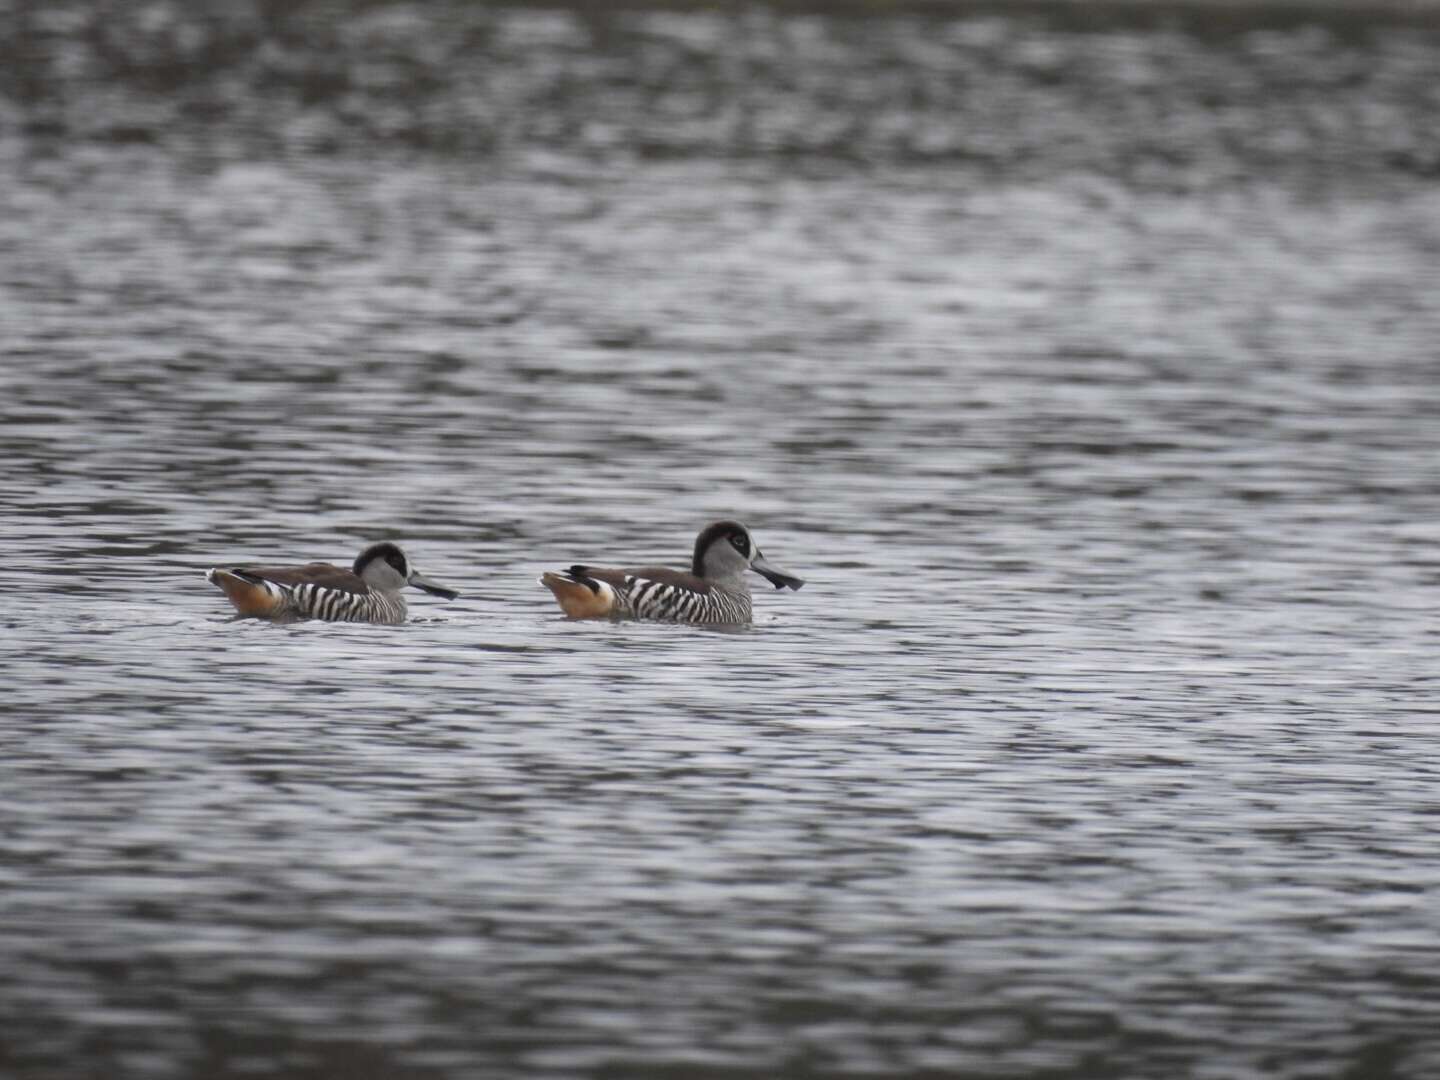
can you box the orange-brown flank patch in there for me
[540,572,615,618]
[210,571,285,618]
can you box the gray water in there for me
[4,2,1440,1078]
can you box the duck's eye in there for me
[730,533,748,552]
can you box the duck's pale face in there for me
[698,526,756,581]
[354,542,459,599]
[695,522,805,591]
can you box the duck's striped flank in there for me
[286,583,407,624]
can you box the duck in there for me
[206,541,458,624]
[539,520,804,624]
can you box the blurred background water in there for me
[3,1,1440,1077]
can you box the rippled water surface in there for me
[4,2,1440,1077]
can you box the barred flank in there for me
[622,578,751,625]
[283,584,408,625]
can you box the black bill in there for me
[751,552,805,591]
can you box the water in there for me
[4,2,1440,1077]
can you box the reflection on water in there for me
[3,2,1440,1079]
